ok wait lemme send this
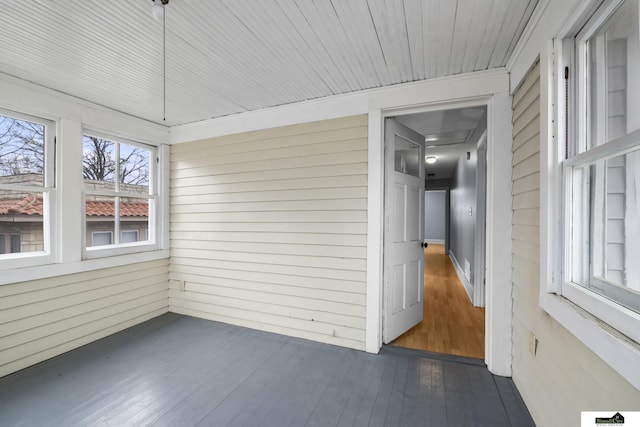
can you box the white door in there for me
[383,118,425,344]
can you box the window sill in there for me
[84,242,159,260]
[540,291,640,390]
[0,252,56,272]
[0,249,170,286]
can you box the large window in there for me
[83,132,157,256]
[563,0,640,342]
[0,109,54,261]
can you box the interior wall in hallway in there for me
[449,118,485,285]
[424,190,446,244]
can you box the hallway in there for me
[391,244,486,359]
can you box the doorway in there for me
[382,106,487,359]
[392,242,486,358]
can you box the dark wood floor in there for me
[392,244,485,359]
[0,313,533,426]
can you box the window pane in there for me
[83,136,115,188]
[571,147,640,313]
[83,134,155,252]
[10,234,21,253]
[394,138,421,177]
[120,143,150,190]
[120,198,149,243]
[121,230,139,243]
[86,196,115,247]
[0,190,44,254]
[586,0,640,149]
[0,114,45,185]
[0,235,4,254]
[92,231,112,247]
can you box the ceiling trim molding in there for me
[506,0,592,91]
[506,0,550,87]
[0,72,169,146]
[169,68,509,144]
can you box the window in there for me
[10,234,21,253]
[562,0,640,342]
[83,132,157,256]
[92,231,113,246]
[0,108,54,261]
[121,230,139,243]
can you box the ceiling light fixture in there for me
[151,0,168,21]
[425,156,437,164]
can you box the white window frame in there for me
[82,130,159,259]
[540,0,640,391]
[0,107,56,270]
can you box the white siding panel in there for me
[171,240,366,259]
[171,176,369,196]
[512,207,539,226]
[171,150,367,180]
[169,266,363,294]
[510,61,640,426]
[512,172,540,195]
[0,259,169,377]
[172,163,368,188]
[170,198,367,214]
[171,211,367,224]
[171,257,366,282]
[169,116,368,350]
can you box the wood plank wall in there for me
[510,60,640,426]
[511,61,543,412]
[169,116,368,350]
[0,259,169,377]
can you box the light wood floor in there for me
[391,244,485,359]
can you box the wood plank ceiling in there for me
[0,0,538,127]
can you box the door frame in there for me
[366,94,514,377]
[474,131,488,307]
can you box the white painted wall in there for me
[424,190,446,243]
[448,117,486,298]
[449,145,477,289]
[169,116,368,350]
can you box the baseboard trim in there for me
[425,239,445,245]
[449,251,473,303]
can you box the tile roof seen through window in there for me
[0,195,148,217]
[0,194,43,216]
[86,201,148,217]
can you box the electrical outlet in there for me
[169,279,186,291]
[529,332,538,356]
